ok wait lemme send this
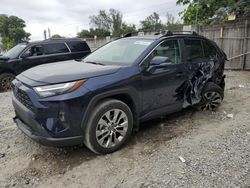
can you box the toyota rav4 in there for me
[12,31,226,154]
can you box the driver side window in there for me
[22,45,44,57]
[142,40,180,67]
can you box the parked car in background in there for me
[0,38,91,92]
[12,31,226,154]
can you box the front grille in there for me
[14,87,34,111]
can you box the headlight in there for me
[34,80,85,98]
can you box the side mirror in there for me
[147,56,172,73]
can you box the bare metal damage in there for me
[176,60,215,108]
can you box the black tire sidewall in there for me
[84,99,133,154]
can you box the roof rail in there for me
[172,30,198,35]
[161,30,198,37]
[123,30,163,38]
[123,30,199,38]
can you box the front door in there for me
[18,44,46,73]
[141,39,188,116]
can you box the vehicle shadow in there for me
[120,107,197,156]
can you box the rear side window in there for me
[66,41,90,52]
[202,40,218,59]
[43,43,69,55]
[184,39,203,61]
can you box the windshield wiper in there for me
[84,61,105,66]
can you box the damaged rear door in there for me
[140,39,189,118]
[179,38,216,107]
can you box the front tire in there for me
[0,73,15,92]
[83,99,133,154]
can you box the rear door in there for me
[140,39,189,117]
[65,41,91,60]
[42,42,71,62]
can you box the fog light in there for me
[59,112,66,122]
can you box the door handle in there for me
[176,72,185,77]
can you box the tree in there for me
[77,28,110,38]
[0,15,30,50]
[89,9,125,37]
[109,9,123,37]
[164,13,183,30]
[50,34,64,39]
[177,0,250,25]
[89,10,111,31]
[166,13,176,25]
[90,28,111,38]
[121,23,137,35]
[140,12,165,31]
[77,29,93,38]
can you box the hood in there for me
[0,56,9,62]
[18,60,121,85]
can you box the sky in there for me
[0,0,186,41]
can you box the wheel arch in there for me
[0,68,17,76]
[81,88,140,132]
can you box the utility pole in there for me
[44,30,47,40]
[48,28,51,38]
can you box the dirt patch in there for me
[0,70,250,187]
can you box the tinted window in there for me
[66,41,90,52]
[184,39,203,61]
[202,40,217,59]
[142,40,180,67]
[22,45,44,57]
[43,43,69,55]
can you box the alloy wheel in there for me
[96,109,128,148]
[199,91,222,111]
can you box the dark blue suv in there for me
[12,31,226,154]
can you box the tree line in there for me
[77,10,181,38]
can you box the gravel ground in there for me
[0,70,249,188]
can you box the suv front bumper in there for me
[13,116,83,147]
[12,85,87,147]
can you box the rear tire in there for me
[0,73,15,92]
[195,82,224,111]
[83,99,133,154]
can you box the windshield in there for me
[84,38,153,65]
[3,43,27,59]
